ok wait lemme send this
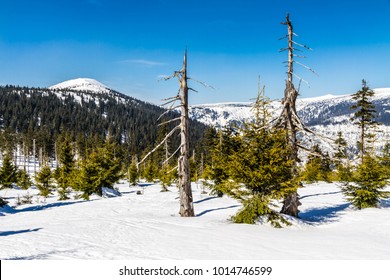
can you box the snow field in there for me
[1,182,390,260]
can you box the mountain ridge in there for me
[0,79,208,159]
[188,88,390,155]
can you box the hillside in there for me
[189,88,390,155]
[0,78,208,159]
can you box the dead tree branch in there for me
[137,125,180,168]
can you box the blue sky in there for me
[0,0,389,104]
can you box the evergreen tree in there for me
[334,132,352,182]
[128,156,139,186]
[35,164,54,198]
[380,142,390,174]
[54,140,75,200]
[342,155,389,209]
[334,131,348,160]
[221,89,299,227]
[17,169,33,190]
[302,144,332,183]
[142,160,156,182]
[350,80,379,162]
[0,153,18,189]
[72,140,122,199]
[189,151,199,182]
[227,126,299,227]
[159,164,175,192]
[207,128,239,197]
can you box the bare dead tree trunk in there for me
[279,14,301,217]
[178,51,195,217]
[137,50,202,217]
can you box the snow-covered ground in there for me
[1,182,389,260]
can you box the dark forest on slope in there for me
[0,85,209,166]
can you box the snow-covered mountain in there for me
[49,78,111,94]
[48,78,131,105]
[189,88,390,155]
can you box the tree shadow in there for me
[138,183,154,187]
[380,199,390,208]
[15,200,87,213]
[299,203,350,223]
[120,190,138,195]
[196,205,241,217]
[194,196,218,204]
[0,228,42,237]
[5,249,76,260]
[300,191,342,200]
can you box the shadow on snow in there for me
[196,205,241,217]
[380,199,390,208]
[5,249,77,260]
[138,183,154,187]
[300,191,342,200]
[14,200,88,213]
[194,196,218,204]
[0,228,42,237]
[299,203,350,223]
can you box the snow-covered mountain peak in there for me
[49,78,111,94]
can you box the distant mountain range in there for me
[0,78,207,158]
[189,89,390,155]
[1,78,388,159]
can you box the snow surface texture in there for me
[1,182,390,260]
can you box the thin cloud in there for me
[120,59,167,67]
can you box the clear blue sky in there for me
[0,0,389,104]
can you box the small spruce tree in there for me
[0,153,18,189]
[302,144,332,183]
[342,155,389,209]
[380,142,390,177]
[128,157,139,186]
[54,140,75,200]
[334,131,352,182]
[17,169,33,190]
[223,87,300,227]
[350,80,379,162]
[227,126,299,227]
[72,141,122,199]
[159,164,175,192]
[35,164,54,198]
[143,161,156,182]
[207,128,240,197]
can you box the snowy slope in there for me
[1,182,389,260]
[189,88,390,128]
[49,78,111,94]
[48,78,133,105]
[189,88,390,154]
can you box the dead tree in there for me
[175,51,194,217]
[138,50,209,217]
[277,14,317,217]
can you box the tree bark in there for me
[178,51,195,217]
[280,14,301,217]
